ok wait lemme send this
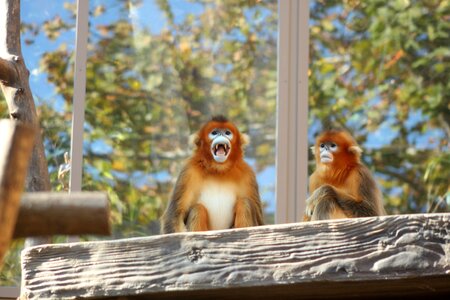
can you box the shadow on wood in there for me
[20,213,450,299]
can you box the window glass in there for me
[309,0,449,214]
[82,0,278,236]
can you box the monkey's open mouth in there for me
[211,140,231,163]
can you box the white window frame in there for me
[276,0,309,223]
[69,0,89,193]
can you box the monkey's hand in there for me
[305,185,337,219]
[305,190,319,218]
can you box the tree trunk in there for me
[0,0,51,246]
[0,120,35,263]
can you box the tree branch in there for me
[0,56,17,84]
[375,164,427,197]
[0,0,22,56]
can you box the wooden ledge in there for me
[20,213,450,299]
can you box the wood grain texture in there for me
[13,192,111,237]
[0,120,35,263]
[21,214,450,299]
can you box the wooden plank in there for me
[13,192,111,237]
[0,120,35,263]
[20,213,450,299]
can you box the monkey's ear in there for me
[240,133,250,148]
[348,146,362,156]
[189,133,201,148]
[310,146,316,155]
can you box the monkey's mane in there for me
[210,115,229,123]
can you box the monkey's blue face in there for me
[319,142,338,164]
[209,128,233,163]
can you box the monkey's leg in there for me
[332,193,379,218]
[312,196,347,220]
[234,198,262,228]
[161,204,187,234]
[325,186,380,217]
[186,203,210,231]
[310,185,379,220]
[161,209,185,234]
[306,185,348,221]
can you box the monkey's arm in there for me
[234,172,264,227]
[308,171,322,194]
[305,184,380,221]
[186,203,210,231]
[160,167,193,233]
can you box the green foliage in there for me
[0,240,23,286]
[309,0,449,214]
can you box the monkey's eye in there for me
[211,130,218,136]
[225,130,232,136]
[330,143,337,149]
[320,143,325,148]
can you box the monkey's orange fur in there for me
[161,116,263,233]
[304,130,386,221]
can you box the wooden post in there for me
[13,192,111,237]
[20,214,450,299]
[0,120,35,263]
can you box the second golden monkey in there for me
[304,129,386,221]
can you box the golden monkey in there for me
[304,129,386,221]
[161,115,264,233]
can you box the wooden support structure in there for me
[0,120,35,263]
[20,213,449,299]
[14,192,111,237]
[0,121,110,266]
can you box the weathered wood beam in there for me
[20,214,450,299]
[0,120,35,263]
[13,192,111,238]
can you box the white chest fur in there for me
[198,181,237,230]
